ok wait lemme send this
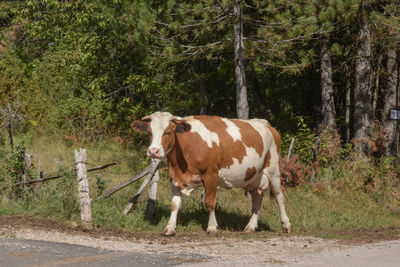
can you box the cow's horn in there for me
[171,115,183,120]
[142,115,152,121]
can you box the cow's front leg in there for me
[164,179,182,236]
[203,172,219,235]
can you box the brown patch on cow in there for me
[167,130,210,189]
[194,116,247,168]
[231,120,264,157]
[264,151,271,168]
[202,171,219,213]
[260,151,271,174]
[266,124,281,154]
[245,167,256,181]
[161,123,177,156]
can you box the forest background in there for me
[0,0,400,235]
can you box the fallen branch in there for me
[15,174,64,185]
[123,160,160,215]
[87,162,118,172]
[103,164,152,199]
[15,162,118,186]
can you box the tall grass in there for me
[0,133,400,236]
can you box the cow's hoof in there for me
[207,230,217,236]
[243,226,256,233]
[163,228,176,236]
[206,227,217,236]
[282,225,292,235]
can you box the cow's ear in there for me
[132,120,149,133]
[173,120,191,133]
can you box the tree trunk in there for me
[233,0,249,119]
[383,48,399,156]
[199,58,207,115]
[320,37,336,129]
[372,54,382,118]
[354,10,372,155]
[345,75,351,143]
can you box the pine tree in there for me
[354,1,373,154]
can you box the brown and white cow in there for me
[132,111,291,236]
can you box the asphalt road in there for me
[292,239,400,267]
[0,237,210,267]
[2,236,400,267]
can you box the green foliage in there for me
[0,0,399,148]
[24,167,80,220]
[282,116,317,164]
[4,143,33,198]
[95,174,107,197]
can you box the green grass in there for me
[1,134,400,237]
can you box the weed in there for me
[95,174,107,197]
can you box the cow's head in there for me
[132,112,191,160]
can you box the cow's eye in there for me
[164,131,171,136]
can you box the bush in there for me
[280,155,307,187]
[4,143,34,198]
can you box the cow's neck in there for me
[166,134,188,179]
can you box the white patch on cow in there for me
[179,175,202,196]
[207,210,218,233]
[148,112,174,159]
[181,183,202,197]
[218,146,263,188]
[217,175,234,189]
[218,118,274,191]
[185,117,220,148]
[249,119,269,139]
[222,118,242,142]
[165,181,182,233]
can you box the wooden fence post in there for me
[21,152,33,191]
[74,148,93,230]
[145,159,160,219]
[123,159,160,215]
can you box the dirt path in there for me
[1,216,400,266]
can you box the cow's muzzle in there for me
[147,147,161,158]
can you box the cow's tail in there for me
[264,121,282,199]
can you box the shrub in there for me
[317,125,341,165]
[5,143,33,198]
[351,120,386,158]
[280,155,307,187]
[281,116,317,165]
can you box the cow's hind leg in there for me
[164,179,182,236]
[244,189,264,232]
[203,172,219,235]
[270,170,292,234]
